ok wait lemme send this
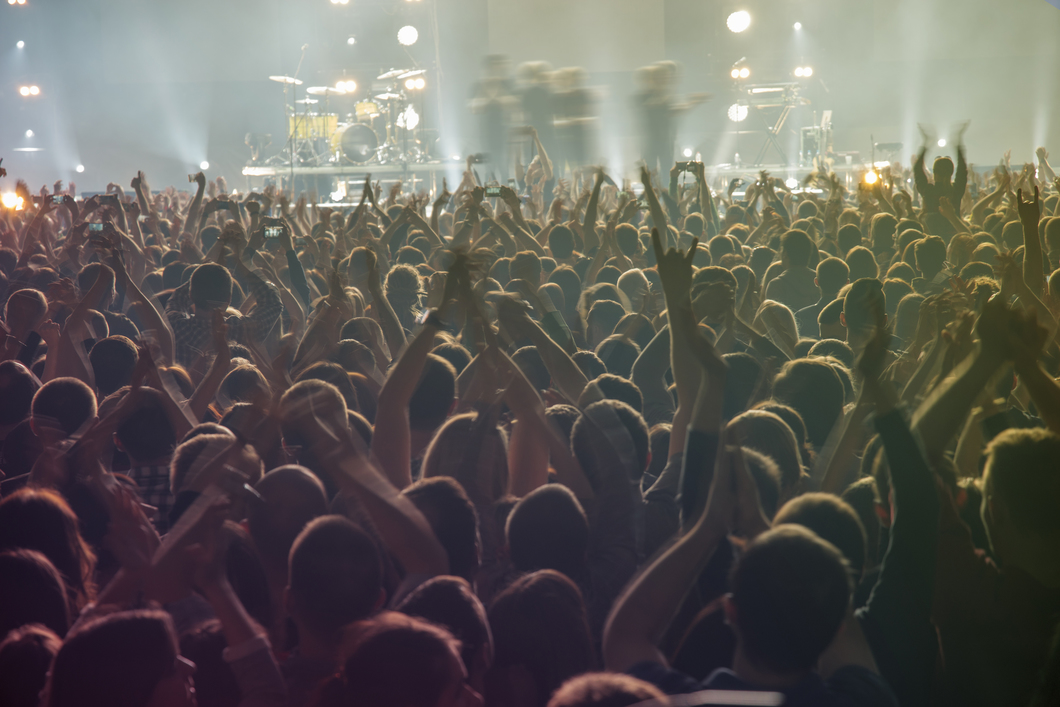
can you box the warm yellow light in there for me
[19,86,30,96]
[29,85,39,95]
[739,67,750,79]
[1,193,25,210]
[864,171,879,185]
[414,78,425,90]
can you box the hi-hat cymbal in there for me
[377,68,411,80]
[397,69,426,79]
[295,98,319,104]
[375,92,402,101]
[307,86,348,96]
[269,75,303,85]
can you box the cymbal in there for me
[295,98,319,104]
[377,68,411,80]
[397,69,426,79]
[307,86,348,96]
[375,92,402,101]
[269,75,303,85]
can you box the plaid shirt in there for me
[128,463,175,534]
[166,270,283,366]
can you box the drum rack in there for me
[241,161,451,196]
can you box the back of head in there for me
[0,549,71,638]
[586,300,626,342]
[722,352,764,419]
[614,224,640,257]
[570,400,650,486]
[870,213,898,253]
[933,155,954,182]
[325,612,465,707]
[296,361,360,414]
[487,570,595,706]
[594,336,641,380]
[0,624,61,707]
[773,493,867,580]
[190,262,234,311]
[0,360,38,427]
[727,410,803,497]
[397,576,493,686]
[248,465,328,566]
[288,515,383,640]
[845,246,879,281]
[549,226,576,260]
[771,359,844,449]
[115,387,177,463]
[729,525,851,674]
[780,229,813,268]
[31,377,97,438]
[409,354,457,431]
[547,673,667,707]
[3,289,47,332]
[842,277,885,339]
[507,485,588,578]
[982,428,1060,549]
[280,379,349,451]
[403,477,481,581]
[89,336,138,397]
[512,346,551,392]
[421,412,509,502]
[837,224,862,255]
[914,235,947,276]
[816,257,849,294]
[511,251,543,283]
[47,609,177,707]
[809,339,855,369]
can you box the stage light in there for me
[793,22,802,30]
[727,10,751,33]
[727,104,748,123]
[347,36,356,45]
[29,85,39,95]
[17,41,25,49]
[346,80,356,92]
[802,67,812,77]
[794,68,804,77]
[76,164,85,173]
[397,25,418,46]
[739,67,750,79]
[200,161,210,170]
[19,86,30,96]
[864,171,879,185]
[1,193,23,210]
[937,138,947,148]
[414,77,425,90]
[25,130,33,138]
[785,178,799,189]
[405,78,416,90]
[730,69,739,79]
[683,148,693,158]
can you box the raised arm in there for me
[1018,187,1045,297]
[640,166,669,247]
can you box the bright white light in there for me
[7,1,15,5]
[19,86,29,96]
[397,25,419,46]
[25,130,34,138]
[405,78,416,90]
[683,148,693,158]
[730,69,740,79]
[29,85,39,95]
[345,80,357,92]
[338,0,348,4]
[414,77,425,90]
[793,22,802,30]
[864,171,879,185]
[451,155,461,160]
[727,10,751,33]
[17,0,26,5]
[76,164,85,173]
[794,68,804,77]
[200,161,210,170]
[347,36,356,45]
[1,193,23,209]
[16,41,25,49]
[802,67,812,77]
[397,105,419,130]
[739,67,750,79]
[727,104,749,123]
[785,178,799,189]
[937,139,947,148]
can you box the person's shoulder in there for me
[825,666,900,707]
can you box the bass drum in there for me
[330,123,378,164]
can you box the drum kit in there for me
[266,68,429,168]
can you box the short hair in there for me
[983,428,1060,537]
[843,277,886,338]
[780,229,813,268]
[432,342,472,375]
[594,336,641,380]
[771,359,845,448]
[169,432,239,496]
[403,477,481,581]
[549,226,576,260]
[511,250,543,283]
[247,465,328,565]
[115,387,177,462]
[324,612,463,707]
[3,289,47,329]
[190,262,234,310]
[570,400,650,486]
[512,346,551,392]
[728,410,804,494]
[547,673,667,707]
[296,361,360,414]
[572,350,607,380]
[581,372,643,413]
[0,360,38,427]
[88,336,138,397]
[615,224,640,257]
[0,549,71,639]
[845,246,879,281]
[708,235,735,261]
[818,296,845,327]
[774,493,867,579]
[548,267,583,313]
[729,525,851,673]
[722,352,764,420]
[288,516,383,639]
[219,364,270,406]
[870,213,898,252]
[809,339,855,369]
[743,447,783,519]
[488,570,595,702]
[914,235,947,274]
[816,257,849,294]
[691,265,739,293]
[0,624,61,707]
[421,412,509,502]
[409,354,457,431]
[506,485,588,579]
[31,377,97,437]
[397,576,493,682]
[587,300,626,340]
[886,261,916,283]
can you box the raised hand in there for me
[1017,186,1040,228]
[651,228,698,305]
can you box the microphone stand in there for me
[284,45,309,194]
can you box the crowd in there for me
[0,136,1058,707]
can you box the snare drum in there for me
[354,100,380,122]
[331,123,379,163]
[288,113,338,140]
